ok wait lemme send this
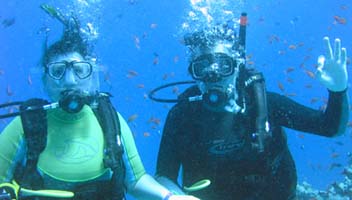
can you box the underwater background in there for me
[0,0,351,199]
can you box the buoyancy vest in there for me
[15,93,125,200]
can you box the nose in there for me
[63,68,77,85]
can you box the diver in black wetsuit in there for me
[154,21,349,200]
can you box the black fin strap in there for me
[93,93,125,199]
[18,98,49,189]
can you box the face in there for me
[191,43,242,112]
[191,44,239,94]
[43,52,99,102]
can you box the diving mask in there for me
[190,53,236,82]
[45,60,93,80]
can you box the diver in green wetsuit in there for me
[0,5,199,200]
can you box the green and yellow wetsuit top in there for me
[0,105,145,190]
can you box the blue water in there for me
[0,0,351,198]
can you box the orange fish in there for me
[153,56,159,65]
[162,74,168,80]
[277,81,285,92]
[143,132,151,137]
[297,133,305,139]
[247,61,254,65]
[286,77,294,83]
[127,70,138,78]
[288,44,297,50]
[127,114,138,122]
[172,86,179,95]
[331,153,340,158]
[285,67,295,73]
[148,117,161,125]
[333,15,347,25]
[304,70,315,78]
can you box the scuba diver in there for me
[152,13,349,200]
[0,4,199,200]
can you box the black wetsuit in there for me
[156,85,349,200]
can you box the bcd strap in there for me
[18,98,49,190]
[92,93,126,200]
[17,94,126,199]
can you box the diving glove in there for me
[316,37,348,92]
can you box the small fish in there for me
[150,23,157,29]
[133,36,140,49]
[6,85,13,96]
[288,44,297,50]
[310,97,320,104]
[148,117,161,125]
[153,54,159,65]
[136,84,145,88]
[305,84,313,88]
[340,5,348,10]
[127,114,138,123]
[173,55,179,63]
[127,70,138,78]
[143,132,150,137]
[278,50,286,55]
[333,15,347,25]
[277,81,285,92]
[304,70,315,78]
[297,134,305,139]
[2,17,15,28]
[297,42,304,47]
[247,61,254,65]
[27,74,33,85]
[303,55,311,61]
[286,77,294,83]
[162,74,168,80]
[328,163,342,170]
[331,152,340,158]
[285,67,295,74]
[172,86,179,95]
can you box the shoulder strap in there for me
[16,98,49,189]
[92,93,126,200]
